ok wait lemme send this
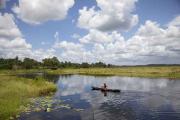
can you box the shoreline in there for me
[0,75,57,120]
[45,66,180,79]
[0,66,180,79]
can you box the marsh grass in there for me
[1,66,180,79]
[0,75,56,120]
[46,66,180,79]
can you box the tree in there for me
[0,57,23,69]
[81,62,89,68]
[42,57,60,68]
[93,62,106,67]
[0,56,112,69]
[23,58,39,69]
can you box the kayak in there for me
[91,86,120,92]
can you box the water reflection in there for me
[17,73,72,83]
[56,75,172,96]
[55,75,180,120]
[20,75,180,120]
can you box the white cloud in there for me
[0,37,31,49]
[55,42,92,63]
[12,0,75,24]
[32,48,56,60]
[0,13,22,39]
[77,0,138,31]
[53,32,94,63]
[0,13,56,61]
[64,16,180,65]
[0,13,32,58]
[118,18,180,64]
[137,21,165,37]
[79,29,124,44]
[54,40,84,52]
[2,12,179,65]
[168,15,180,27]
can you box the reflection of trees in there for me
[45,74,60,83]
[59,74,73,79]
[45,74,72,83]
[18,73,73,83]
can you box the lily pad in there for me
[46,108,51,112]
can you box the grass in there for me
[45,66,180,79]
[0,75,56,120]
[0,66,180,79]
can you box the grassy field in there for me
[0,75,56,120]
[45,66,180,79]
[0,66,180,79]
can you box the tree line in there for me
[0,56,115,69]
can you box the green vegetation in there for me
[0,57,114,70]
[0,66,180,79]
[0,75,56,120]
[1,57,179,79]
[45,66,180,79]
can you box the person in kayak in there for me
[103,83,107,90]
[102,83,107,96]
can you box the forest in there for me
[0,56,114,69]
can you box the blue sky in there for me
[0,0,180,65]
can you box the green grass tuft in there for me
[0,75,56,120]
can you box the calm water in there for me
[19,74,180,120]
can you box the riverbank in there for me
[1,66,179,79]
[0,75,56,120]
[44,66,180,79]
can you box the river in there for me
[18,74,180,120]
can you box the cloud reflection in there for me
[55,75,180,120]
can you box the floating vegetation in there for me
[75,108,84,112]
[46,108,51,112]
[21,96,84,116]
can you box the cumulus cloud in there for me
[131,20,180,57]
[32,48,56,60]
[0,13,56,60]
[79,29,124,44]
[168,15,180,27]
[77,0,138,31]
[0,13,32,58]
[59,16,180,65]
[0,13,22,39]
[54,40,84,51]
[3,11,178,65]
[12,0,75,24]
[53,40,92,63]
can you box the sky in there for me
[0,0,180,65]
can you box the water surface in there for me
[19,75,180,120]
